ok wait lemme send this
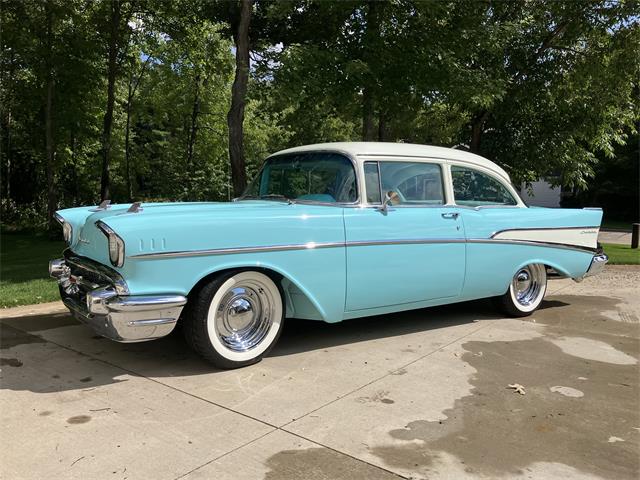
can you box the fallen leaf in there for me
[508,383,526,395]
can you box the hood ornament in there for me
[127,201,143,213]
[89,199,111,212]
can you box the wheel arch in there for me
[185,261,328,321]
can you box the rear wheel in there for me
[183,270,284,369]
[494,263,547,317]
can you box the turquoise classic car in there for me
[49,142,607,368]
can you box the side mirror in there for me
[377,192,394,215]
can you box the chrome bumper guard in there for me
[574,252,609,283]
[49,255,186,342]
[585,252,608,277]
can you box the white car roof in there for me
[272,142,511,182]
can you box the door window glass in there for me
[364,162,382,204]
[451,166,517,206]
[378,162,444,205]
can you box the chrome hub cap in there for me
[512,265,545,307]
[215,284,274,352]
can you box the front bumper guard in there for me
[50,257,186,342]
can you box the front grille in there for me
[62,249,128,294]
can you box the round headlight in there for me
[108,234,125,267]
[62,222,73,244]
[96,221,125,268]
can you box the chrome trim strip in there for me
[490,226,600,238]
[129,236,596,259]
[127,318,178,327]
[346,238,466,248]
[107,295,187,312]
[468,238,597,253]
[129,241,345,259]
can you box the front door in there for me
[344,160,465,311]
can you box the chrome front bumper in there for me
[50,253,186,342]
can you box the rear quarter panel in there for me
[459,207,602,299]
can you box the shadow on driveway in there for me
[0,297,574,395]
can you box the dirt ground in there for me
[1,266,638,480]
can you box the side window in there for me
[451,166,517,206]
[379,161,444,205]
[364,162,381,204]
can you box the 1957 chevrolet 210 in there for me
[50,142,608,368]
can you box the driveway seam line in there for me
[280,321,492,430]
[6,328,408,479]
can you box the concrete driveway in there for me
[1,267,638,480]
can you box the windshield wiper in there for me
[258,194,295,204]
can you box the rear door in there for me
[344,160,466,311]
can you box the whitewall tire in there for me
[494,263,547,317]
[183,270,284,369]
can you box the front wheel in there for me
[494,263,547,317]
[183,270,284,369]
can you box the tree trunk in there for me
[378,113,387,142]
[187,74,201,174]
[362,86,376,141]
[124,55,151,201]
[3,50,15,201]
[71,127,79,204]
[124,76,133,201]
[100,0,121,202]
[361,1,379,141]
[470,111,488,153]
[227,0,251,197]
[45,2,57,234]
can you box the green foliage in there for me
[0,0,638,227]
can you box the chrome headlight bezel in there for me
[96,221,125,268]
[55,213,73,245]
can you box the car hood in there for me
[55,200,332,267]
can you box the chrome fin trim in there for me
[129,237,596,259]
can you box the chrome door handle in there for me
[441,212,459,220]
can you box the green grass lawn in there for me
[1,232,66,308]
[601,243,640,265]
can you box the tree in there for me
[227,0,252,197]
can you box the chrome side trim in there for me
[127,318,177,327]
[129,241,345,259]
[129,236,596,259]
[346,238,466,248]
[490,226,600,238]
[468,238,597,253]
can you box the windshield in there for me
[242,152,357,203]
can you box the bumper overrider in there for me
[50,250,187,342]
[574,250,609,282]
